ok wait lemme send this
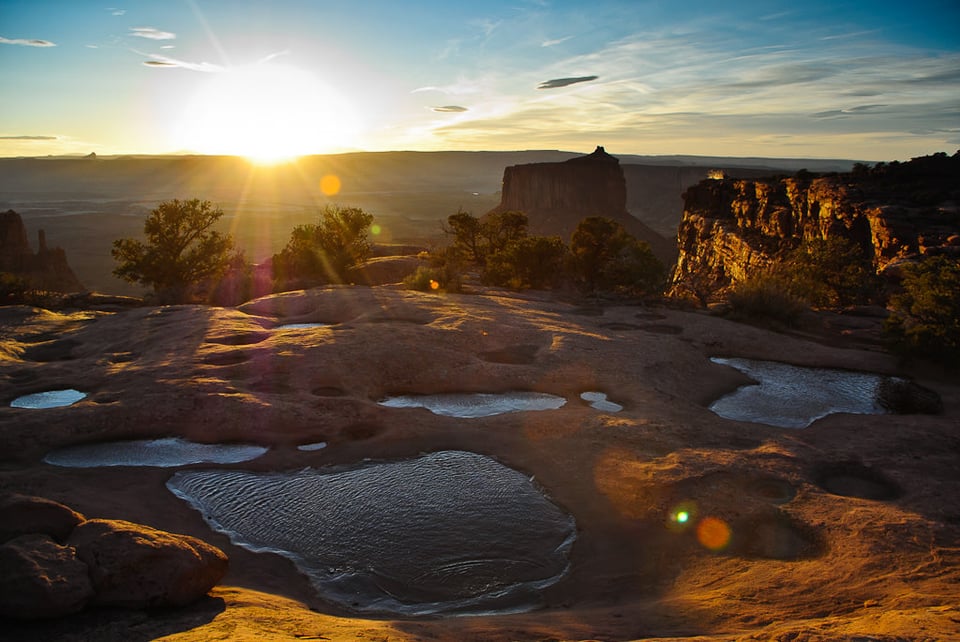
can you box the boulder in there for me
[0,494,85,543]
[0,534,94,619]
[68,519,228,608]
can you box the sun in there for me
[174,64,360,163]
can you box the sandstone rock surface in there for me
[0,493,85,543]
[0,533,94,619]
[1,286,957,640]
[68,518,228,608]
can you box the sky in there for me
[1,0,959,162]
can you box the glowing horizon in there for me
[1,1,958,163]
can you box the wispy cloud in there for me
[542,36,572,48]
[108,8,126,16]
[139,52,221,72]
[537,76,598,89]
[0,135,58,140]
[431,105,468,113]
[0,36,56,47]
[130,27,176,41]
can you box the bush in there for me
[272,205,374,288]
[0,272,28,304]
[727,275,810,327]
[112,199,234,303]
[778,237,879,307]
[483,236,567,289]
[403,247,463,292]
[884,255,960,365]
[568,217,665,296]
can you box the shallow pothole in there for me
[812,461,902,501]
[43,437,268,468]
[378,392,566,418]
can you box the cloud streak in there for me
[139,52,221,72]
[0,135,57,140]
[537,75,598,89]
[130,27,176,41]
[0,36,55,47]
[431,105,468,113]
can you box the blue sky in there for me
[1,0,958,160]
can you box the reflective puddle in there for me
[275,323,328,330]
[377,392,566,418]
[709,357,885,428]
[11,389,86,409]
[43,437,268,468]
[580,391,623,412]
[167,450,575,616]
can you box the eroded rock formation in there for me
[670,152,960,299]
[489,147,675,263]
[0,495,227,619]
[0,210,84,293]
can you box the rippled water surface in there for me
[11,389,86,409]
[378,392,566,418]
[276,323,327,330]
[167,450,576,615]
[709,357,885,428]
[44,437,268,467]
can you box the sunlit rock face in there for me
[167,451,576,616]
[670,152,960,300]
[489,147,674,263]
[709,358,885,428]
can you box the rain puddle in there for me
[43,437,268,468]
[11,389,86,409]
[377,392,566,418]
[709,357,885,428]
[167,450,575,616]
[297,441,328,452]
[580,391,623,412]
[276,323,327,330]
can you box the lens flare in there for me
[697,516,732,551]
[320,174,341,196]
[667,501,698,532]
[370,224,382,236]
[429,279,440,290]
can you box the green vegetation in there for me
[403,250,463,293]
[726,275,810,327]
[111,198,235,303]
[271,205,374,288]
[0,272,28,304]
[884,255,960,365]
[433,210,665,297]
[777,237,879,307]
[568,216,664,296]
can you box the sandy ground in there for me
[1,286,958,641]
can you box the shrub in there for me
[568,217,665,296]
[0,272,28,304]
[272,205,374,288]
[483,236,567,289]
[884,255,960,365]
[778,237,879,307]
[727,275,810,327]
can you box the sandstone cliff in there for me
[670,152,960,299]
[0,210,84,293]
[489,147,675,263]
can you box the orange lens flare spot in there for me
[697,516,732,551]
[320,174,341,196]
[429,279,440,290]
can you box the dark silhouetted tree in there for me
[112,198,234,303]
[777,237,879,307]
[568,216,664,295]
[484,235,567,289]
[272,205,374,287]
[885,255,960,365]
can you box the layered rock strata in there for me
[670,153,960,299]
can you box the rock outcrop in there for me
[670,152,960,299]
[0,210,84,293]
[489,147,675,263]
[0,495,227,619]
